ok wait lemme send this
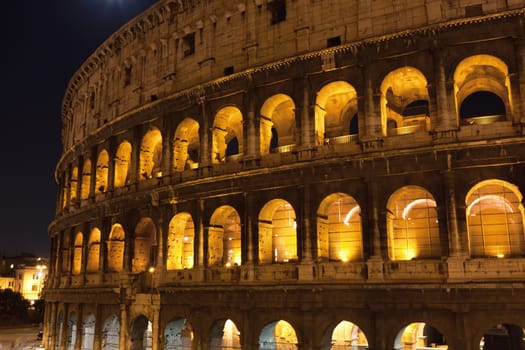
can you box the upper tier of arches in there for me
[58,53,519,210]
[61,0,524,152]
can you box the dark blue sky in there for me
[2,0,158,257]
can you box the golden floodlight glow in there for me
[148,267,155,273]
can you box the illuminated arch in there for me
[212,106,243,163]
[72,232,83,275]
[86,228,101,273]
[81,159,92,200]
[394,322,447,349]
[258,199,297,264]
[259,320,298,350]
[209,206,242,267]
[454,54,511,124]
[317,193,363,262]
[69,166,78,202]
[260,94,296,155]
[101,315,120,350]
[173,118,200,171]
[380,67,430,137]
[315,81,358,145]
[320,320,368,350]
[164,318,193,350]
[130,315,152,350]
[95,149,109,194]
[210,319,241,350]
[466,179,525,258]
[61,234,71,273]
[386,186,440,260]
[139,128,162,179]
[114,141,132,188]
[107,223,125,272]
[82,313,96,350]
[133,217,157,272]
[167,213,195,270]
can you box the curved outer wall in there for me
[47,0,525,349]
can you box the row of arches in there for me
[61,179,525,276]
[61,54,512,209]
[50,311,525,350]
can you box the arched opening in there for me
[454,55,511,125]
[380,67,430,136]
[317,193,363,262]
[460,91,506,124]
[466,180,525,258]
[167,213,195,270]
[210,319,241,350]
[61,234,71,273]
[394,323,447,349]
[107,223,125,272]
[72,232,83,275]
[260,94,296,155]
[139,128,162,179]
[130,315,152,350]
[114,141,132,188]
[213,106,243,163]
[67,312,78,350]
[101,315,120,350]
[55,312,64,350]
[86,228,101,273]
[164,318,193,350]
[386,186,440,260]
[133,218,157,272]
[258,200,298,264]
[209,206,242,267]
[480,324,525,350]
[259,320,298,350]
[95,149,109,193]
[81,159,92,200]
[315,81,358,145]
[349,114,358,135]
[320,320,369,350]
[70,166,78,202]
[226,137,239,157]
[82,314,96,350]
[173,118,200,171]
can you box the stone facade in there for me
[47,0,525,349]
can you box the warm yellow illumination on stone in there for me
[212,106,243,163]
[139,128,162,180]
[173,118,200,171]
[260,94,296,155]
[167,213,195,270]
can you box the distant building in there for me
[0,256,47,303]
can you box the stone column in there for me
[434,51,451,130]
[298,185,314,280]
[156,216,165,271]
[361,65,383,149]
[74,304,83,350]
[300,77,313,148]
[514,37,525,125]
[107,139,116,193]
[444,157,461,257]
[244,78,257,159]
[119,302,128,350]
[198,96,211,172]
[244,192,254,265]
[366,179,384,281]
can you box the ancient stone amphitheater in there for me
[45,0,525,349]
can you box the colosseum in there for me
[45,0,525,349]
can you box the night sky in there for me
[2,0,158,258]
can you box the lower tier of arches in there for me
[43,285,525,350]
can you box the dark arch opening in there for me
[482,324,524,350]
[226,137,239,156]
[270,127,278,149]
[460,91,505,119]
[349,113,358,135]
[403,99,429,117]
